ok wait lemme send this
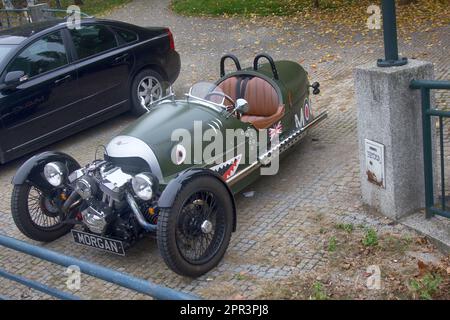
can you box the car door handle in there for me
[114,53,129,62]
[54,75,72,85]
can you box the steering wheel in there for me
[204,91,236,111]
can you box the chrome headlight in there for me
[43,162,67,187]
[132,173,157,201]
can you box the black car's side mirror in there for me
[4,71,27,89]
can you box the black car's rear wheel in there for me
[11,184,73,242]
[130,69,166,116]
[157,176,233,277]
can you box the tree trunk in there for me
[313,0,319,8]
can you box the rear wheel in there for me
[157,176,233,277]
[11,184,73,242]
[130,69,166,116]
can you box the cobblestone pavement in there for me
[0,0,449,299]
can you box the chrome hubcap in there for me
[138,76,162,107]
[201,220,213,234]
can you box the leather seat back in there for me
[217,77,238,101]
[244,77,280,117]
[218,76,280,117]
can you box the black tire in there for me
[130,69,166,116]
[11,184,73,242]
[157,176,234,277]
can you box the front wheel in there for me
[157,176,234,277]
[11,184,73,242]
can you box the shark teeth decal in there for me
[210,155,242,180]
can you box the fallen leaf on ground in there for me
[417,260,429,277]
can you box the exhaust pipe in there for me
[62,192,81,213]
[125,191,157,232]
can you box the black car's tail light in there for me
[166,28,175,51]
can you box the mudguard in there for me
[12,151,81,192]
[158,168,237,232]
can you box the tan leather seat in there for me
[218,76,284,129]
[217,77,238,104]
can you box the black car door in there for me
[0,30,78,157]
[67,24,134,119]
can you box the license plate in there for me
[72,230,125,256]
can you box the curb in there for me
[399,212,450,255]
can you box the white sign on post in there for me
[365,139,385,188]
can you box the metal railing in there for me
[0,5,91,30]
[0,234,199,300]
[41,8,92,18]
[0,8,32,29]
[410,79,450,219]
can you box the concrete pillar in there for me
[355,59,434,220]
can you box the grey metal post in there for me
[377,0,408,67]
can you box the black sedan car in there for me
[0,18,180,164]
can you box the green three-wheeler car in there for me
[11,54,327,277]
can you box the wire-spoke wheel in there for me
[11,184,73,242]
[157,176,233,277]
[27,187,61,229]
[175,190,226,265]
[130,69,165,116]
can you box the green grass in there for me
[171,0,359,16]
[311,281,328,300]
[172,0,292,16]
[410,273,442,300]
[235,272,252,281]
[381,235,412,254]
[328,236,337,252]
[362,228,378,247]
[336,223,354,233]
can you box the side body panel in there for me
[0,29,79,163]
[107,60,321,205]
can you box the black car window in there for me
[0,45,15,65]
[7,32,67,78]
[70,25,118,60]
[112,27,138,43]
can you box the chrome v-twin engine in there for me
[70,161,133,235]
